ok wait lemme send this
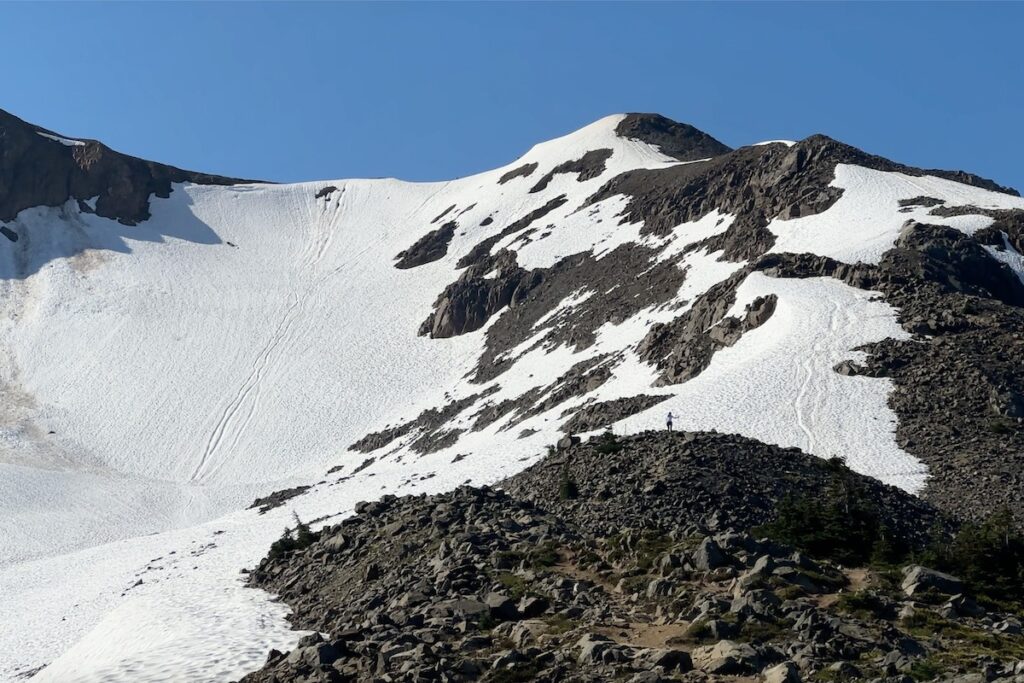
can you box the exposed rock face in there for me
[497,162,538,185]
[348,388,497,454]
[469,242,688,384]
[952,205,1024,255]
[455,194,568,270]
[430,203,457,223]
[637,273,777,386]
[560,395,671,434]
[901,565,965,597]
[511,355,617,427]
[419,250,544,338]
[0,108,251,226]
[394,220,457,269]
[529,149,613,193]
[584,140,844,260]
[888,222,1024,307]
[248,486,312,514]
[586,134,1016,262]
[615,113,732,162]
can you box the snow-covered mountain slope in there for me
[1,110,1022,681]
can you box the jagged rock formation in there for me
[585,134,1015,262]
[560,395,670,434]
[420,250,545,338]
[529,149,613,193]
[0,108,250,227]
[614,113,732,162]
[395,221,458,269]
[638,274,778,385]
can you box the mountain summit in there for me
[0,111,1021,682]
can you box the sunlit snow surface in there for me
[35,131,86,146]
[2,116,1023,681]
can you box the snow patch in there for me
[768,165,1024,264]
[36,131,86,147]
[985,235,1024,285]
[751,140,796,147]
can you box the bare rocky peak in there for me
[615,112,733,161]
[0,108,254,226]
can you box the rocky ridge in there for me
[0,107,251,229]
[239,431,1024,683]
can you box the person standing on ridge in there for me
[666,412,674,432]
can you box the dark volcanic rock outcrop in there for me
[587,134,1016,262]
[529,149,613,193]
[498,162,538,185]
[0,108,251,226]
[615,113,732,162]
[394,221,458,269]
[560,394,671,434]
[455,194,568,270]
[349,388,498,455]
[638,273,777,386]
[420,250,544,338]
[887,222,1024,308]
[471,242,688,383]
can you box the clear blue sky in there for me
[5,2,1022,190]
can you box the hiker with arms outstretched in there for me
[666,411,674,432]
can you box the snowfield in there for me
[2,115,1023,681]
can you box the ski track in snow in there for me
[3,116,1024,681]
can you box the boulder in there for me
[692,640,760,673]
[432,598,489,617]
[517,595,549,619]
[577,633,613,665]
[826,661,863,679]
[763,661,802,683]
[557,435,582,450]
[285,642,341,667]
[633,648,692,672]
[646,578,674,599]
[996,619,1022,635]
[881,649,915,674]
[730,589,782,617]
[509,620,551,648]
[707,618,738,640]
[772,566,823,593]
[945,593,985,617]
[693,537,728,571]
[490,649,525,669]
[322,534,348,554]
[901,565,964,597]
[485,592,519,621]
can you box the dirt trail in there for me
[553,551,696,651]
[817,567,870,609]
